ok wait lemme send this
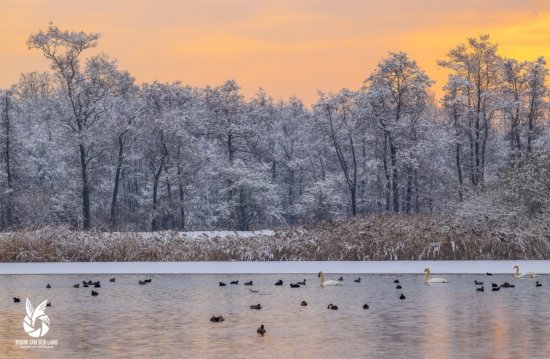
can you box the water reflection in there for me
[0,273,548,358]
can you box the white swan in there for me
[424,268,449,283]
[514,265,538,279]
[318,272,342,287]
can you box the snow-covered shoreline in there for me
[0,260,548,275]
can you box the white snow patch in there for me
[109,230,275,240]
[0,260,548,275]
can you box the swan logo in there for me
[23,298,50,338]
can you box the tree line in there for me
[0,25,548,231]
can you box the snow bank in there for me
[0,260,548,275]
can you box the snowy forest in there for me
[0,25,549,232]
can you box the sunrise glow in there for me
[1,1,549,104]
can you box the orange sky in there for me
[1,0,549,105]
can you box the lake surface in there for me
[1,272,549,358]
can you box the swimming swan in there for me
[318,272,342,287]
[514,265,538,279]
[423,268,449,283]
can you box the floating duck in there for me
[250,304,262,310]
[275,280,283,286]
[363,304,369,309]
[91,290,99,296]
[257,324,266,336]
[210,315,225,322]
[301,301,308,306]
[244,281,253,286]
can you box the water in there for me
[1,273,549,358]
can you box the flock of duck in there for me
[10,265,543,337]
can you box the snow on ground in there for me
[0,260,548,275]
[109,229,276,240]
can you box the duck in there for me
[219,282,227,287]
[536,281,542,287]
[491,283,498,288]
[486,272,493,276]
[230,280,239,285]
[423,268,449,283]
[327,304,339,310]
[290,283,300,288]
[396,284,402,289]
[13,297,20,303]
[301,301,308,307]
[109,278,116,283]
[46,302,52,307]
[338,276,344,282]
[492,286,500,291]
[73,283,80,288]
[514,265,538,279]
[257,324,266,336]
[318,272,342,287]
[400,293,406,300]
[144,278,152,283]
[139,280,147,285]
[83,283,89,288]
[244,281,253,286]
[249,289,259,293]
[210,315,225,322]
[275,280,283,286]
[474,280,483,285]
[94,282,101,288]
[501,282,515,288]
[250,304,262,310]
[46,284,51,289]
[354,277,361,283]
[87,280,94,285]
[363,304,369,309]
[476,286,484,292]
[394,279,400,284]
[297,279,307,285]
[91,290,99,296]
